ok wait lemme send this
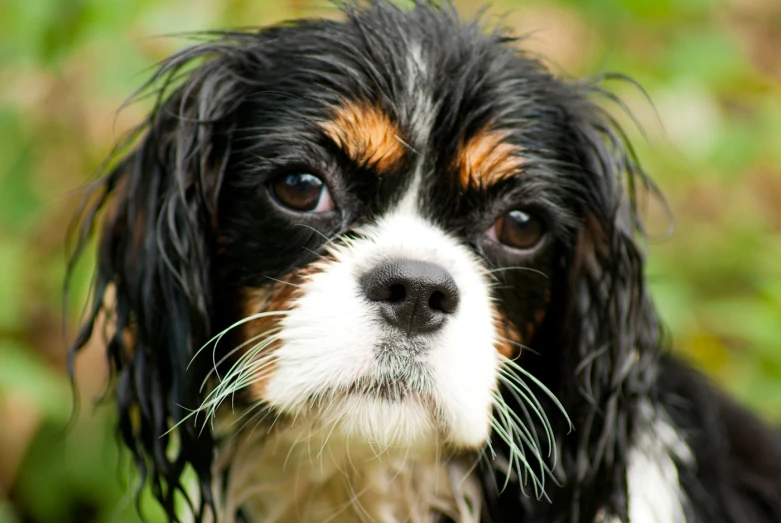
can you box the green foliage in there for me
[0,0,779,521]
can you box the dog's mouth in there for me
[346,344,435,401]
[345,375,422,402]
[312,343,437,406]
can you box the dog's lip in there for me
[342,373,433,404]
[345,379,413,401]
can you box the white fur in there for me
[395,42,436,217]
[263,204,500,450]
[206,425,482,523]
[621,402,692,523]
[224,44,501,518]
[404,43,437,146]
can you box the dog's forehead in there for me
[317,96,525,189]
[286,31,543,191]
[236,8,579,219]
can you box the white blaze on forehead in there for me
[395,42,438,218]
[404,42,437,144]
[262,193,501,449]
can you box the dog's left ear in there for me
[67,36,258,521]
[549,80,663,520]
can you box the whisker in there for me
[488,284,515,291]
[200,326,282,391]
[493,391,549,495]
[495,394,551,492]
[230,401,275,442]
[497,371,554,447]
[210,353,278,408]
[498,376,546,459]
[208,339,278,395]
[483,354,573,500]
[500,355,572,430]
[302,246,329,260]
[194,341,280,425]
[264,276,301,288]
[495,336,540,357]
[495,388,546,463]
[187,310,288,370]
[393,133,418,154]
[488,415,542,495]
[293,222,337,244]
[486,266,549,279]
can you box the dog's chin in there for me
[267,370,493,454]
[284,394,489,458]
[313,393,440,452]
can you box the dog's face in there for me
[211,16,583,452]
[72,2,651,519]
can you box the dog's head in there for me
[69,1,659,520]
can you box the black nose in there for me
[361,259,460,335]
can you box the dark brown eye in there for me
[489,210,545,250]
[271,173,334,212]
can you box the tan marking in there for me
[321,101,405,172]
[570,212,608,286]
[525,289,552,343]
[457,127,523,188]
[492,306,523,359]
[240,264,327,399]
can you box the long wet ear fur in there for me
[66,34,263,521]
[479,77,664,522]
[553,78,663,522]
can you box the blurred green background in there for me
[0,0,779,521]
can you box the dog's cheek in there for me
[492,306,523,359]
[526,288,551,342]
[494,272,553,353]
[424,267,502,449]
[239,265,324,400]
[259,252,380,413]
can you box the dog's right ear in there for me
[66,34,263,521]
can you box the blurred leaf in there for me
[708,121,761,178]
[702,299,781,359]
[3,0,781,521]
[14,416,166,523]
[0,109,41,230]
[646,272,697,336]
[665,29,748,88]
[0,238,30,331]
[0,341,70,420]
[0,501,21,523]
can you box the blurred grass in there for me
[0,0,779,521]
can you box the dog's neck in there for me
[208,421,483,523]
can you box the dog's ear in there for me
[67,36,257,521]
[552,79,663,520]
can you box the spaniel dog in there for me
[68,1,781,522]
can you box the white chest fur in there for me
[620,402,693,523]
[207,428,483,523]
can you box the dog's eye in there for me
[488,210,545,250]
[271,173,335,212]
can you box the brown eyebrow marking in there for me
[456,127,524,188]
[320,101,406,173]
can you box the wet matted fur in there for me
[67,1,781,522]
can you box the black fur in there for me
[67,1,781,522]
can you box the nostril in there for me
[428,290,445,312]
[430,287,459,314]
[388,283,406,302]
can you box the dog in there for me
[67,1,781,522]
